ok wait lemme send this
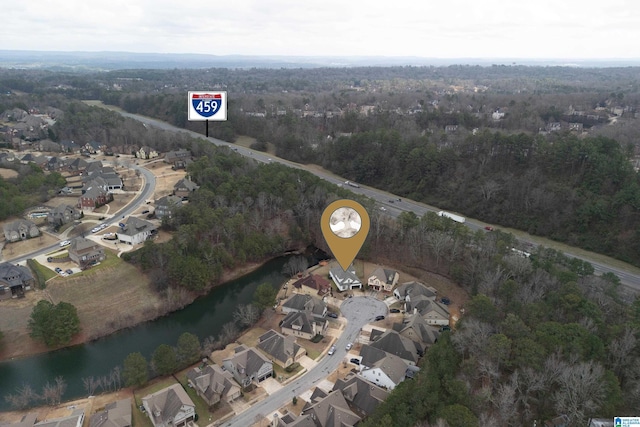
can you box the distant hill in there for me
[1,50,639,70]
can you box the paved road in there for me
[4,163,156,264]
[112,109,640,291]
[223,296,387,427]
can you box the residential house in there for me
[368,329,419,365]
[35,409,85,427]
[546,122,562,132]
[142,384,195,427]
[77,183,112,212]
[84,161,104,176]
[405,295,450,326]
[333,373,390,418]
[186,364,241,406]
[0,414,37,427]
[569,122,584,132]
[291,274,331,297]
[83,141,103,155]
[173,178,199,199]
[367,267,399,292]
[67,157,89,175]
[155,195,183,219]
[117,216,157,245]
[136,146,159,160]
[256,329,306,369]
[0,262,35,299]
[19,153,36,164]
[3,219,40,242]
[300,389,361,427]
[59,140,81,154]
[68,238,106,269]
[394,281,437,301]
[282,294,327,318]
[222,345,273,388]
[329,265,362,292]
[358,351,408,390]
[164,149,191,169]
[273,411,315,427]
[46,156,68,172]
[47,204,81,226]
[392,313,440,355]
[280,311,328,340]
[89,399,132,427]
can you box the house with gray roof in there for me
[369,329,419,365]
[329,264,362,292]
[141,384,195,427]
[35,409,85,427]
[222,345,273,388]
[47,204,81,226]
[367,267,399,292]
[405,295,450,326]
[3,219,40,242]
[0,414,37,427]
[256,329,306,368]
[300,389,361,427]
[333,373,390,418]
[282,294,327,318]
[89,399,131,427]
[359,352,408,390]
[117,217,157,245]
[280,311,328,340]
[155,195,183,219]
[0,262,35,299]
[186,364,241,406]
[164,149,191,169]
[393,281,437,301]
[392,313,440,355]
[68,238,105,269]
[273,411,316,427]
[67,157,88,174]
[173,178,199,199]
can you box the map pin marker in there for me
[321,199,370,271]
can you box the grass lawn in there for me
[273,362,303,382]
[304,348,321,361]
[29,259,57,281]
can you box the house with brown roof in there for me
[0,262,35,299]
[141,384,195,427]
[173,178,199,199]
[291,274,331,297]
[222,345,273,388]
[68,238,106,269]
[256,329,306,369]
[3,219,40,242]
[89,399,132,427]
[280,311,328,340]
[186,364,241,406]
[77,183,112,212]
[367,267,399,292]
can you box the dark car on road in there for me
[327,312,339,319]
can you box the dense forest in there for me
[0,163,66,220]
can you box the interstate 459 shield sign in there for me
[188,91,227,121]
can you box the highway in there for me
[114,109,640,291]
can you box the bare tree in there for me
[233,304,261,328]
[82,376,100,396]
[218,322,239,348]
[281,256,308,278]
[41,376,66,406]
[5,383,39,409]
[553,360,606,425]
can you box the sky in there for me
[3,0,640,59]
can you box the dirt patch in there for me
[0,168,18,179]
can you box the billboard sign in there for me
[615,418,640,427]
[188,91,227,121]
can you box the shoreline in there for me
[0,259,269,363]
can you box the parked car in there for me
[60,240,71,247]
[91,227,100,233]
[328,345,336,355]
[345,343,352,351]
[440,297,451,305]
[350,358,360,365]
[375,315,385,321]
[65,269,73,275]
[141,210,149,214]
[484,226,494,231]
[54,267,62,273]
[388,199,395,203]
[47,257,53,262]
[327,312,339,319]
[380,207,387,211]
[440,325,451,332]
[390,308,401,313]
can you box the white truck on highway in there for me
[437,211,466,224]
[344,181,360,188]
